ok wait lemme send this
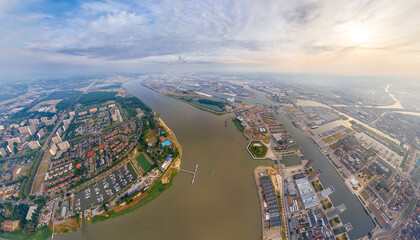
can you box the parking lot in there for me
[74,163,138,212]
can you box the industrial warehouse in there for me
[260,175,282,229]
[294,175,319,209]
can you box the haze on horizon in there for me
[1,0,420,79]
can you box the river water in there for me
[57,80,270,240]
[57,80,374,240]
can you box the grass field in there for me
[329,216,341,227]
[360,167,374,180]
[54,217,80,234]
[248,141,268,158]
[312,180,324,192]
[144,129,157,145]
[322,136,334,144]
[321,198,333,209]
[232,118,244,132]
[31,152,52,194]
[136,153,153,172]
[360,190,370,201]
[329,142,341,150]
[336,233,349,240]
[280,155,302,167]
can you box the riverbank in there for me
[141,81,228,115]
[157,117,182,184]
[88,116,182,223]
[52,109,182,238]
[167,94,228,115]
[254,166,287,240]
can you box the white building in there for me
[37,129,45,139]
[26,206,37,220]
[28,141,41,150]
[295,177,319,209]
[7,137,21,145]
[57,141,70,151]
[49,144,58,156]
[0,148,7,157]
[18,125,37,135]
[52,135,62,144]
[29,119,40,125]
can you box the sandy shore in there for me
[158,117,182,183]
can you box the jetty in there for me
[171,163,198,184]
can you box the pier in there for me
[171,164,198,184]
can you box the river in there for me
[57,81,374,240]
[57,79,271,240]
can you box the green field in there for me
[321,198,332,209]
[136,154,153,172]
[329,216,341,227]
[360,190,370,201]
[248,141,268,158]
[312,180,324,192]
[280,155,302,167]
[329,142,341,150]
[232,118,244,132]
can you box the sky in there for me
[1,0,420,79]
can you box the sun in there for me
[351,28,371,45]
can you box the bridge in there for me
[171,164,198,184]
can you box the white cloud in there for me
[1,0,420,77]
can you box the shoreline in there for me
[167,95,227,115]
[87,116,182,223]
[140,81,228,115]
[54,94,183,236]
[157,117,182,183]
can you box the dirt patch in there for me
[113,193,148,213]
[29,99,62,113]
[161,157,180,184]
[144,129,157,145]
[12,165,28,181]
[54,217,80,234]
[31,152,52,194]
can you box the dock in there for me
[171,163,198,184]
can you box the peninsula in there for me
[0,79,182,239]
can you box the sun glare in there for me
[351,28,371,45]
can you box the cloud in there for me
[1,0,420,77]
